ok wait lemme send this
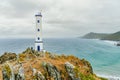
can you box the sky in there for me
[0,0,120,38]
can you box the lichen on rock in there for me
[0,52,16,64]
[65,62,80,80]
[43,62,61,80]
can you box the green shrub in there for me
[79,73,95,80]
[100,77,108,80]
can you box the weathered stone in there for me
[43,62,61,80]
[35,71,45,80]
[2,63,25,80]
[2,69,9,80]
[17,64,25,80]
[49,54,56,59]
[32,68,37,76]
[65,62,80,80]
[32,68,45,80]
[0,53,16,64]
[2,63,15,80]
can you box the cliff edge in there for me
[0,48,107,80]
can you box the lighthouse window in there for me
[38,29,40,31]
[38,37,40,40]
[37,20,40,23]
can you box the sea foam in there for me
[103,40,117,45]
[97,74,120,80]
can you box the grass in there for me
[2,64,11,79]
[0,48,108,80]
[79,73,96,80]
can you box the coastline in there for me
[80,38,120,80]
[96,74,120,80]
[0,38,120,80]
[82,38,118,46]
[0,48,105,80]
[93,39,120,80]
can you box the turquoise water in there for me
[0,38,120,79]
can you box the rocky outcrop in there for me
[35,71,45,80]
[2,63,25,80]
[16,64,25,80]
[2,64,14,80]
[32,68,45,80]
[65,62,80,80]
[43,62,61,80]
[2,66,10,80]
[2,62,81,80]
[22,47,44,56]
[0,49,107,80]
[0,52,16,64]
[2,63,46,80]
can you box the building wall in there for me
[35,13,43,51]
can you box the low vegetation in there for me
[0,48,108,80]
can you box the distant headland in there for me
[81,31,120,41]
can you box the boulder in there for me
[65,62,80,80]
[49,54,56,59]
[2,63,15,80]
[2,63,25,80]
[35,71,45,80]
[43,62,61,80]
[32,68,45,80]
[2,69,9,80]
[0,52,16,64]
[16,64,25,80]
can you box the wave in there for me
[103,40,117,45]
[97,74,120,80]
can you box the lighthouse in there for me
[35,12,43,51]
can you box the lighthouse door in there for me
[37,46,40,51]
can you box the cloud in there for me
[0,0,120,38]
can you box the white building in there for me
[35,12,43,51]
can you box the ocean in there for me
[0,38,120,80]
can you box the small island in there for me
[0,48,107,80]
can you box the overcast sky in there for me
[0,0,120,38]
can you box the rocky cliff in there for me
[0,48,107,80]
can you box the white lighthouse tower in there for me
[35,12,43,51]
